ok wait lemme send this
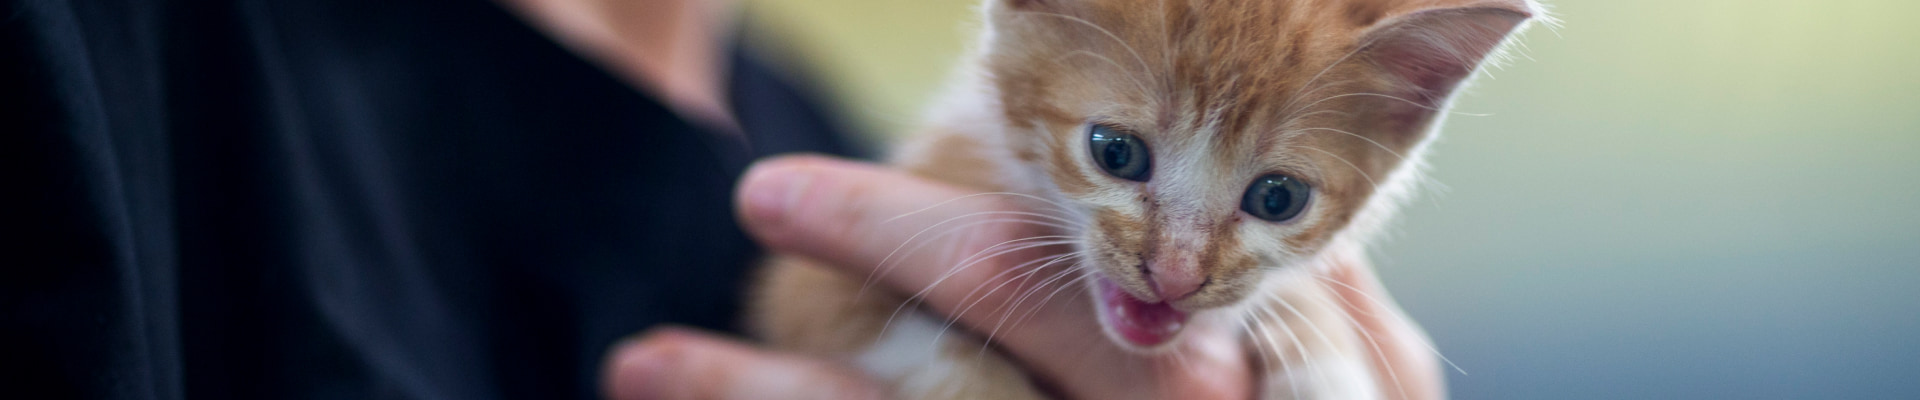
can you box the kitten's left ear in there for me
[1359,1,1538,109]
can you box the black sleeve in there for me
[0,0,861,399]
[3,0,185,398]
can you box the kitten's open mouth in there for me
[1095,277,1190,348]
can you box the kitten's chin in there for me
[1092,277,1191,352]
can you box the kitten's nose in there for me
[1146,264,1205,302]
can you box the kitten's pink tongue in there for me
[1098,277,1189,347]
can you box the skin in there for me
[498,0,1448,398]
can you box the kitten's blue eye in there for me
[1088,124,1151,181]
[1242,175,1311,222]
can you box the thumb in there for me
[603,327,888,400]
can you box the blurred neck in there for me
[500,0,740,132]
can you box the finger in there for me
[735,155,1086,337]
[734,155,1248,399]
[736,155,1072,318]
[603,327,886,400]
[1323,256,1446,400]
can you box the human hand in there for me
[604,155,1442,399]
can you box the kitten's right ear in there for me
[1358,2,1538,108]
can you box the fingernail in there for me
[742,163,810,228]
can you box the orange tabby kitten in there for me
[751,0,1543,398]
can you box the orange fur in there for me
[750,0,1541,398]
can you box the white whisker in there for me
[1012,10,1159,90]
[882,192,1078,224]
[1297,146,1379,188]
[1244,308,1303,400]
[935,254,1081,345]
[1271,292,1407,400]
[863,215,1078,298]
[1281,78,1361,121]
[1295,92,1490,118]
[979,263,1089,357]
[1280,36,1384,115]
[1255,300,1330,394]
[1315,275,1466,375]
[1287,127,1406,163]
[1301,288,1422,400]
[983,271,1090,357]
[1000,271,1094,350]
[879,238,1074,335]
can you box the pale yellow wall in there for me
[742,0,978,138]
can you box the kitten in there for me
[750,0,1543,398]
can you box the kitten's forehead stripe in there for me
[1343,0,1392,26]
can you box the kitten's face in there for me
[982,0,1533,350]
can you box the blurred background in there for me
[740,0,1920,398]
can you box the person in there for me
[1,0,1438,398]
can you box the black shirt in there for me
[0,0,858,398]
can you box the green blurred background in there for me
[740,0,1920,398]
